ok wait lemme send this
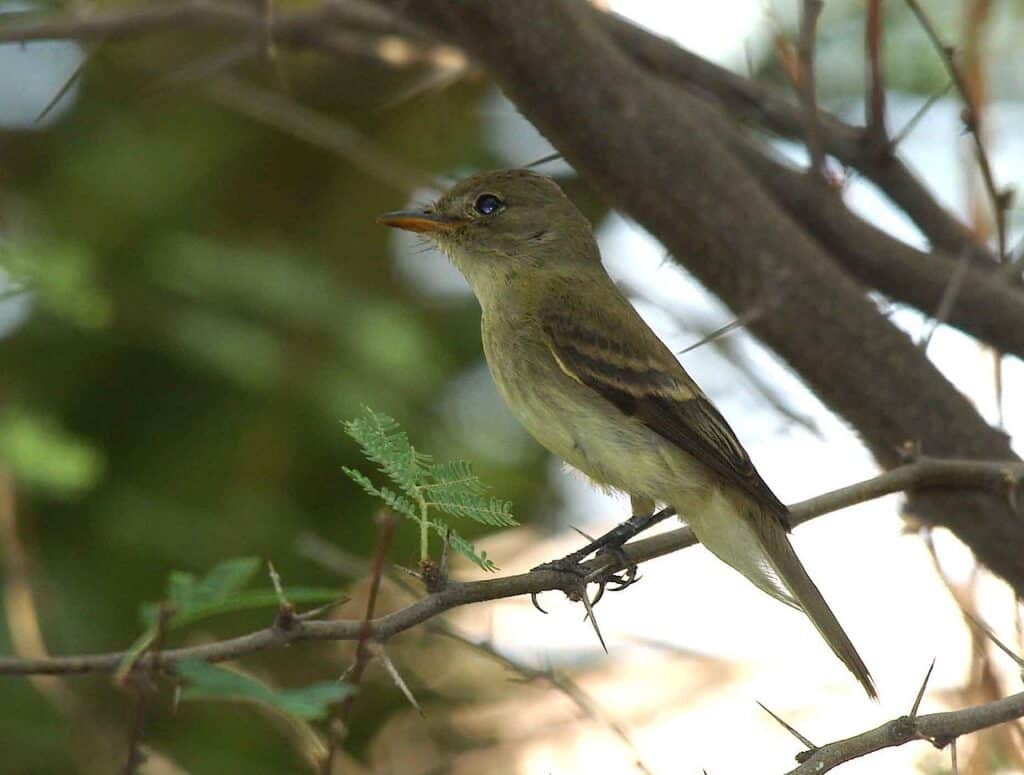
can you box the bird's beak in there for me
[376,210,465,234]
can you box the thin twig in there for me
[0,469,74,709]
[902,0,1008,260]
[919,246,972,351]
[891,81,953,148]
[121,604,171,775]
[199,75,429,193]
[320,510,397,774]
[426,623,654,775]
[1,458,1023,677]
[797,0,827,181]
[864,0,887,143]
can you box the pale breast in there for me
[480,314,697,500]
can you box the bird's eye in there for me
[473,193,504,216]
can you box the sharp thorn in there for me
[909,658,936,718]
[579,585,609,654]
[756,700,816,749]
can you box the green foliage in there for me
[342,408,518,571]
[175,660,354,721]
[0,242,112,329]
[120,558,343,675]
[138,556,342,630]
[0,407,104,495]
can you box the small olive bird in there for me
[379,169,875,697]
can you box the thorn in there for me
[950,737,958,774]
[439,527,451,578]
[296,596,351,621]
[530,592,549,615]
[373,643,423,717]
[524,151,563,168]
[909,658,936,718]
[267,559,288,607]
[961,610,1024,669]
[393,564,423,581]
[579,584,609,654]
[570,525,597,542]
[756,700,816,749]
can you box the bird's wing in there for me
[541,309,789,524]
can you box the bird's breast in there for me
[480,313,691,499]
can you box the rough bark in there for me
[733,140,1024,358]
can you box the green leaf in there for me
[0,408,104,496]
[426,490,517,527]
[342,409,517,572]
[176,660,354,721]
[343,408,431,495]
[0,241,112,329]
[159,556,261,620]
[426,460,488,495]
[342,466,380,498]
[140,586,343,629]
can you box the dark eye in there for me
[473,193,504,216]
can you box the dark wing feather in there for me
[542,312,790,525]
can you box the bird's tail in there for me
[685,492,877,699]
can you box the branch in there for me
[864,0,887,142]
[731,139,1024,358]
[593,9,998,267]
[902,0,1008,260]
[797,0,826,181]
[320,511,396,773]
[0,0,405,45]
[786,691,1024,774]
[0,458,1020,677]
[0,1,1000,269]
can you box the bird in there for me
[378,168,876,698]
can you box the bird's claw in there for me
[531,543,640,611]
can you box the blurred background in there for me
[1,1,1023,773]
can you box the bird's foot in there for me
[529,505,676,613]
[530,541,640,612]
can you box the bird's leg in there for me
[591,496,657,593]
[532,497,676,588]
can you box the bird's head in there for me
[378,169,599,298]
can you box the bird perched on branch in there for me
[378,168,875,698]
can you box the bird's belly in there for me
[487,346,693,499]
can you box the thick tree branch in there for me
[0,458,1019,677]
[0,2,1000,267]
[593,9,998,268]
[732,140,1024,358]
[787,691,1024,774]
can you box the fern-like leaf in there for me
[342,409,516,573]
[426,490,517,527]
[425,460,487,495]
[431,521,499,572]
[343,409,430,495]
